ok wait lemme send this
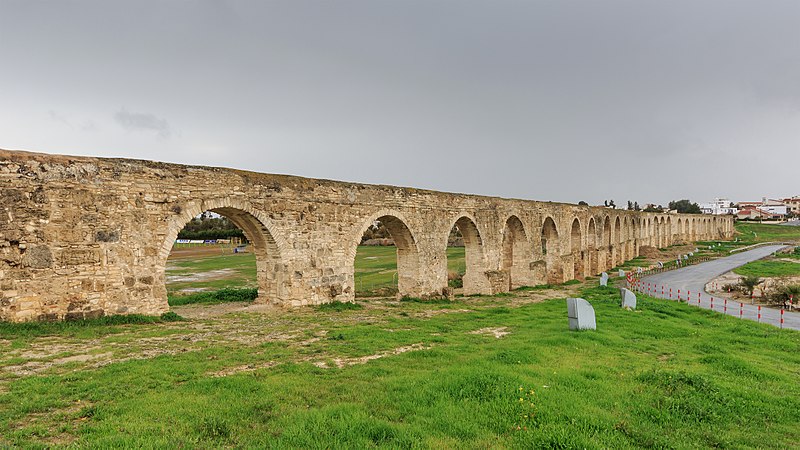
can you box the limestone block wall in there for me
[0,149,735,322]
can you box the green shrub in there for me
[168,288,258,306]
[317,301,364,312]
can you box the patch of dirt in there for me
[470,327,510,338]
[637,244,698,266]
[167,244,238,259]
[312,343,431,369]
[171,301,278,319]
[210,361,279,377]
[706,272,800,303]
[165,268,235,284]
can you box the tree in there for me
[609,200,616,209]
[627,200,633,210]
[578,201,588,206]
[668,199,702,214]
[643,204,663,213]
[739,275,763,301]
[633,202,641,211]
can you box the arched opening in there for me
[666,216,672,246]
[502,215,532,289]
[613,216,622,266]
[449,216,485,295]
[676,218,683,243]
[624,217,632,263]
[353,214,420,298]
[587,218,598,275]
[159,204,284,311]
[570,218,584,280]
[542,217,563,284]
[602,216,612,270]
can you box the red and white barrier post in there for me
[739,302,743,319]
[758,305,762,323]
[710,297,714,311]
[781,309,784,329]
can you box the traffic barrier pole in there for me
[669,288,672,299]
[710,297,714,310]
[739,302,743,319]
[678,289,681,301]
[758,305,761,323]
[724,298,727,314]
[781,309,784,329]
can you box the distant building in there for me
[699,198,737,215]
[782,196,800,216]
[736,208,785,221]
[736,198,788,216]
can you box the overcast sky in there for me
[2,1,799,206]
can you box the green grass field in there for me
[734,222,800,244]
[1,285,798,448]
[734,259,800,278]
[354,246,465,296]
[167,253,258,294]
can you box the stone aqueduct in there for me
[0,150,734,322]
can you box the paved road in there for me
[640,244,800,330]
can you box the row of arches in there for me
[157,199,733,307]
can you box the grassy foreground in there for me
[1,285,799,448]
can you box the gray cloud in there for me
[113,109,171,138]
[1,1,800,205]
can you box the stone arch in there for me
[502,215,533,289]
[158,198,288,307]
[613,216,622,266]
[676,218,683,243]
[602,215,612,270]
[541,216,563,284]
[349,209,421,299]
[570,218,584,280]
[587,217,598,275]
[623,216,633,262]
[448,214,487,295]
[666,216,673,247]
[658,216,666,248]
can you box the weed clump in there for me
[318,301,364,312]
[168,288,258,306]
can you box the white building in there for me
[736,198,788,216]
[700,198,737,215]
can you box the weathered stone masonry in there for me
[0,149,735,322]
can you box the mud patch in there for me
[470,327,510,338]
[211,361,279,377]
[313,343,431,369]
[165,268,235,283]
